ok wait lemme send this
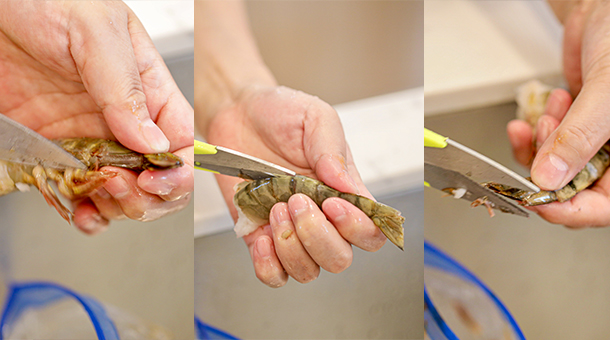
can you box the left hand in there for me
[506,1,610,228]
[508,88,610,228]
[0,1,194,234]
[205,85,386,287]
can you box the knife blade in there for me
[0,114,87,170]
[425,163,528,217]
[194,140,296,180]
[424,129,539,193]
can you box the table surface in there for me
[424,0,563,115]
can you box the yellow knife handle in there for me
[195,140,218,155]
[424,128,447,188]
[194,140,218,172]
[424,128,448,148]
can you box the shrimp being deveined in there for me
[485,144,610,206]
[0,138,184,222]
[482,80,610,207]
[233,175,405,250]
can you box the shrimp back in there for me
[55,138,183,171]
[233,175,405,250]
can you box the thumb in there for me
[302,98,360,195]
[68,3,169,154]
[531,81,610,190]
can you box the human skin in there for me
[0,1,194,234]
[507,0,610,227]
[195,0,386,287]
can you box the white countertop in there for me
[125,1,194,59]
[424,0,563,115]
[194,88,424,238]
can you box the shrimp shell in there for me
[55,138,183,171]
[233,175,405,250]
[1,138,184,223]
[485,144,610,206]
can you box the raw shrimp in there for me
[485,144,610,206]
[0,138,183,222]
[483,80,610,206]
[233,175,405,250]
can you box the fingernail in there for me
[150,180,176,196]
[82,213,108,234]
[166,192,190,202]
[272,205,289,225]
[532,152,569,190]
[324,199,348,224]
[154,183,176,196]
[140,119,170,153]
[255,237,272,260]
[545,90,560,115]
[328,155,359,194]
[536,119,550,150]
[344,172,360,194]
[104,176,130,199]
[290,194,311,216]
[138,171,179,196]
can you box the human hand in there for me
[205,86,386,287]
[0,1,194,234]
[506,1,610,227]
[508,88,610,227]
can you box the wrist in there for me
[195,54,276,138]
[194,0,276,139]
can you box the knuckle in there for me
[584,49,610,83]
[561,124,596,157]
[99,86,147,114]
[121,86,148,110]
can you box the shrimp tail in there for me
[338,193,405,250]
[371,207,405,251]
[294,176,406,250]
